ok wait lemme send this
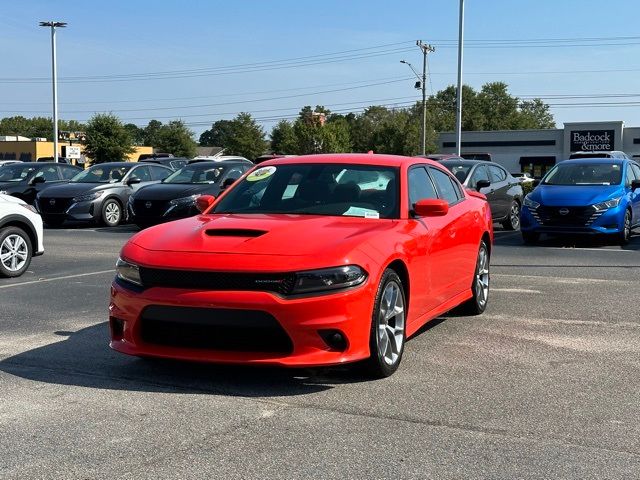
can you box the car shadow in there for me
[0,322,384,397]
[493,229,640,250]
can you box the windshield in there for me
[163,164,225,184]
[70,164,132,183]
[213,163,399,219]
[441,163,472,183]
[0,164,38,182]
[542,162,623,186]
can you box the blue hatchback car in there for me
[520,158,640,244]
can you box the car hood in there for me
[532,185,623,207]
[130,214,397,257]
[38,182,120,198]
[0,193,26,205]
[133,183,220,201]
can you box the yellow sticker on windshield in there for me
[246,166,276,182]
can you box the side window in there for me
[34,166,60,181]
[625,165,634,187]
[222,167,245,182]
[59,166,79,180]
[428,167,461,205]
[149,165,171,181]
[408,166,438,205]
[469,165,490,189]
[131,166,152,182]
[488,165,507,183]
[631,163,640,180]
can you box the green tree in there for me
[199,119,234,147]
[155,120,197,157]
[270,120,298,154]
[517,99,556,129]
[83,113,135,164]
[200,113,266,159]
[142,120,163,147]
[124,123,145,145]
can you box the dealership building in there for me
[438,121,640,177]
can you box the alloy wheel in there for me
[105,202,121,225]
[510,202,521,230]
[476,244,490,309]
[1,234,28,273]
[376,280,405,366]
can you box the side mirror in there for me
[30,176,46,185]
[221,177,238,190]
[413,198,449,217]
[126,177,141,186]
[631,180,640,190]
[196,194,216,213]
[475,179,491,191]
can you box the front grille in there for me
[133,199,169,217]
[139,305,293,353]
[532,206,601,227]
[38,197,73,214]
[139,267,296,295]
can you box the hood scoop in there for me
[205,228,268,238]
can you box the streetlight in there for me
[454,0,465,156]
[39,21,67,163]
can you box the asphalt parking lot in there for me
[1,226,639,479]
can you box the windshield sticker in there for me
[343,206,380,219]
[246,166,276,182]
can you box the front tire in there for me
[363,269,407,378]
[0,226,32,278]
[458,241,490,315]
[618,209,632,245]
[101,199,122,227]
[502,200,521,231]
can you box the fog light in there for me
[318,329,348,351]
[110,317,124,340]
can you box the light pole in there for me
[454,0,465,156]
[39,21,67,163]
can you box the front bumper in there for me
[37,197,101,222]
[129,201,197,226]
[520,204,626,235]
[109,278,375,367]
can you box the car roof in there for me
[259,153,441,168]
[559,157,626,165]
[86,161,139,168]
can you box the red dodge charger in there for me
[109,154,493,377]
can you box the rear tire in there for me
[502,200,521,231]
[362,269,406,378]
[101,199,122,227]
[522,231,539,245]
[0,226,32,278]
[458,241,490,316]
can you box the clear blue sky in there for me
[1,0,639,138]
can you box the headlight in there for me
[19,204,38,214]
[291,265,367,294]
[593,197,622,211]
[73,191,104,202]
[169,194,201,206]
[115,258,142,286]
[523,195,540,210]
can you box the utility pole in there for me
[401,41,435,156]
[39,21,67,163]
[454,0,465,156]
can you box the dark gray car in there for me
[36,162,172,227]
[441,159,524,230]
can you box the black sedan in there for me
[37,162,172,227]
[129,160,251,228]
[440,159,524,230]
[0,162,81,205]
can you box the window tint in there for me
[131,166,152,182]
[469,165,490,189]
[488,165,507,182]
[59,166,79,180]
[429,167,461,205]
[34,166,60,181]
[149,165,171,181]
[408,167,437,205]
[631,163,640,180]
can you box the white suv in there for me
[0,193,44,277]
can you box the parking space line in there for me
[492,288,542,294]
[0,270,114,290]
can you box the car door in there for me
[628,163,640,223]
[469,165,499,219]
[487,165,510,219]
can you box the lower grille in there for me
[532,206,600,227]
[139,267,296,295]
[139,305,293,353]
[38,197,73,214]
[133,199,169,217]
